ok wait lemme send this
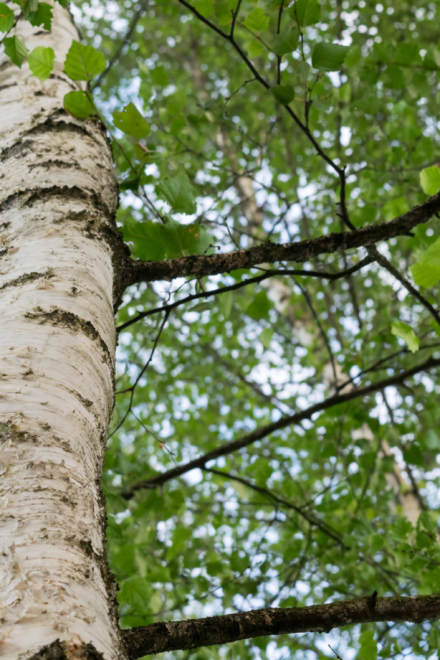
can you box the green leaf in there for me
[16,0,38,18]
[260,327,273,349]
[28,46,54,80]
[3,36,28,68]
[420,166,440,195]
[312,41,350,71]
[248,40,264,59]
[118,577,151,613]
[289,0,320,27]
[64,91,95,120]
[193,0,213,17]
[403,443,424,467]
[28,2,53,30]
[395,43,421,66]
[345,44,362,67]
[122,219,212,261]
[243,7,270,32]
[391,321,419,353]
[271,85,295,105]
[64,40,106,81]
[391,517,414,541]
[273,28,299,56]
[0,3,15,32]
[161,218,211,257]
[418,510,437,533]
[55,0,68,6]
[213,0,233,25]
[150,65,169,87]
[231,480,250,499]
[425,429,440,450]
[122,221,167,261]
[246,290,272,320]
[358,630,377,660]
[156,172,197,214]
[410,238,440,288]
[113,102,150,139]
[292,58,310,82]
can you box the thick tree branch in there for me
[122,594,440,658]
[121,354,440,498]
[121,192,440,288]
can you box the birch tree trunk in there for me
[0,4,125,658]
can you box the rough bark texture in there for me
[124,191,440,285]
[123,355,440,497]
[122,594,440,658]
[0,4,125,659]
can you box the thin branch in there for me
[177,0,354,228]
[92,0,150,90]
[122,593,440,658]
[329,645,344,660]
[203,467,344,545]
[295,278,338,386]
[230,0,243,39]
[110,310,170,435]
[276,1,284,84]
[368,245,440,328]
[117,258,372,332]
[122,191,440,288]
[121,354,440,497]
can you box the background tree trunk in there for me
[0,3,125,658]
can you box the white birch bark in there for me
[0,4,125,659]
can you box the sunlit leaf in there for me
[113,102,150,139]
[3,35,28,68]
[410,238,440,287]
[420,166,440,195]
[391,321,419,353]
[0,3,15,32]
[64,40,106,81]
[28,46,54,81]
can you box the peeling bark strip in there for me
[122,594,440,658]
[0,6,126,660]
[123,355,440,496]
[124,191,440,285]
